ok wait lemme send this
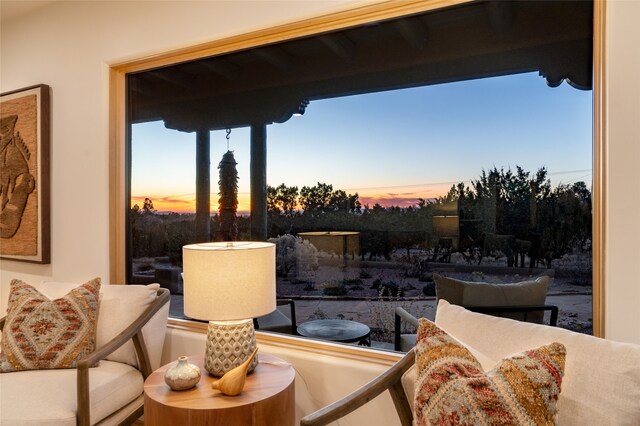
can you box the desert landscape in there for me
[273,250,593,346]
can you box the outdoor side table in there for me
[144,354,295,425]
[297,319,371,346]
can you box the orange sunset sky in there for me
[131,181,457,214]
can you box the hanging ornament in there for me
[218,129,238,241]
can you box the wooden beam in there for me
[485,0,514,34]
[253,46,293,71]
[195,130,210,242]
[145,69,191,89]
[319,33,357,62]
[394,16,429,50]
[197,59,242,82]
[129,0,593,131]
[250,124,267,241]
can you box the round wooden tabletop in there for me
[297,319,371,345]
[144,353,295,426]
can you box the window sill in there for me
[167,317,402,366]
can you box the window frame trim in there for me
[109,0,607,344]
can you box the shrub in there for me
[379,281,403,298]
[371,278,382,289]
[308,308,328,320]
[401,255,430,278]
[321,281,348,296]
[418,272,433,282]
[471,271,485,281]
[422,282,436,296]
[366,299,432,344]
[343,277,363,286]
[359,270,373,279]
[268,234,319,279]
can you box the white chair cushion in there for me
[435,299,640,425]
[435,275,549,323]
[38,282,163,368]
[0,360,143,425]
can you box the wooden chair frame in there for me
[303,304,561,426]
[0,288,170,426]
[300,349,415,426]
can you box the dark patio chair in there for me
[254,299,297,335]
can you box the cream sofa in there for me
[0,282,170,426]
[302,300,640,425]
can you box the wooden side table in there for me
[144,353,295,425]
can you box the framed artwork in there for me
[1,84,50,263]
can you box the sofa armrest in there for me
[75,288,170,426]
[300,350,415,426]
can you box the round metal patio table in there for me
[296,319,371,346]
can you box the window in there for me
[119,0,597,348]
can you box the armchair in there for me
[0,283,170,426]
[392,274,560,352]
[302,301,640,426]
[301,349,415,426]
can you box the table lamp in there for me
[183,241,276,378]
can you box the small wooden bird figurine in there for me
[211,347,258,396]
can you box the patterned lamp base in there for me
[205,319,259,377]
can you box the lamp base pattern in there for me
[205,320,258,377]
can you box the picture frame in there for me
[1,84,51,264]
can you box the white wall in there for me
[1,2,639,421]
[0,0,377,309]
[2,0,638,342]
[604,0,640,343]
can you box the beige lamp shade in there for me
[182,241,276,321]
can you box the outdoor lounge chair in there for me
[392,274,560,352]
[254,298,298,335]
[394,304,558,351]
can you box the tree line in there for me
[130,166,591,269]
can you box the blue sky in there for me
[131,71,592,212]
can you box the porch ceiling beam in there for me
[253,46,293,71]
[394,16,429,50]
[319,33,357,63]
[128,0,593,132]
[484,0,514,34]
[196,59,243,82]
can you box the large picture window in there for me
[124,0,594,349]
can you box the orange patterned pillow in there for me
[0,278,101,372]
[414,318,566,426]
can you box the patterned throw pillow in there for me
[0,278,101,372]
[414,318,566,426]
